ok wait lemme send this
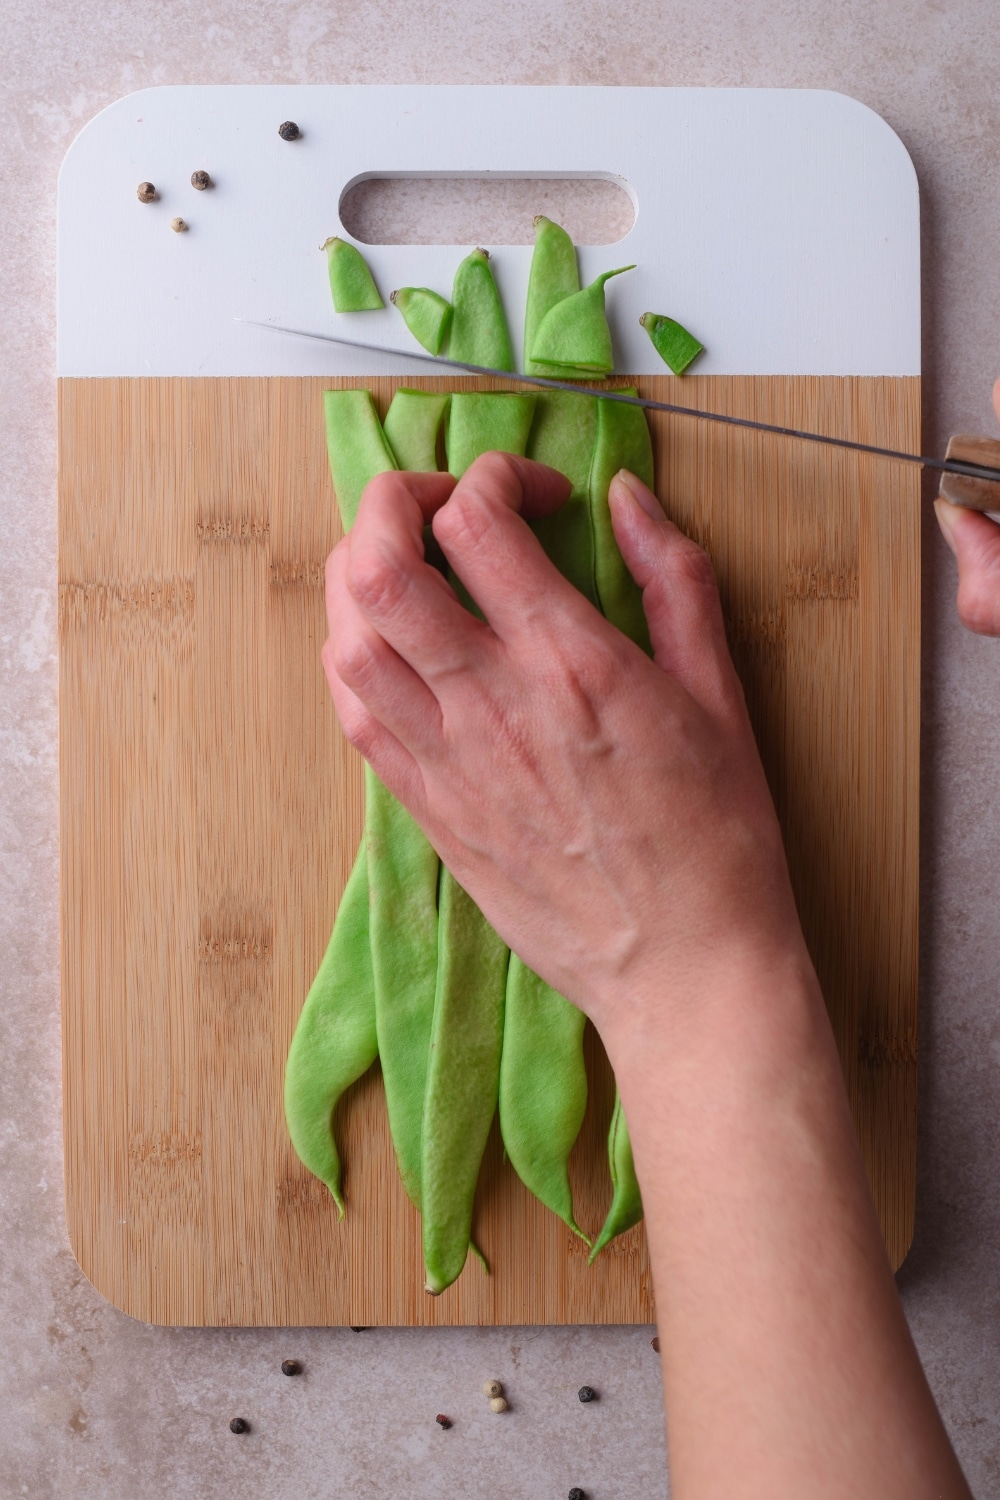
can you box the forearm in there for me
[324,457,969,1495]
[606,943,970,1500]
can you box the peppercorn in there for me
[229,1417,249,1434]
[170,218,187,233]
[489,1396,509,1414]
[651,1337,660,1353]
[281,1359,301,1376]
[349,1326,368,1332]
[191,170,212,191]
[137,182,156,203]
[278,121,300,141]
[435,1414,452,1429]
[577,1386,597,1403]
[482,1379,503,1398]
[569,1489,586,1500]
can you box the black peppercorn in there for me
[435,1414,452,1429]
[577,1386,597,1403]
[191,170,212,191]
[281,1359,301,1376]
[137,182,156,203]
[651,1336,660,1353]
[278,121,301,141]
[229,1417,249,1434]
[568,1489,586,1500]
[349,1325,368,1332]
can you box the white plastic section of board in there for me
[57,85,919,378]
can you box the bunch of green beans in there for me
[286,223,663,1293]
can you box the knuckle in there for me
[435,487,496,552]
[329,629,380,691]
[571,638,624,701]
[348,543,409,616]
[671,539,718,592]
[466,450,520,486]
[360,470,404,508]
[339,704,377,757]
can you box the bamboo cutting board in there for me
[59,371,919,1326]
[58,86,921,1325]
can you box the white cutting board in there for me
[57,85,919,378]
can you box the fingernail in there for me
[933,498,959,555]
[612,468,664,523]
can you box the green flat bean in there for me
[283,846,379,1217]
[422,871,509,1294]
[526,389,600,607]
[495,388,602,1241]
[448,248,515,372]
[284,392,398,1210]
[446,391,537,479]
[418,387,545,1290]
[587,392,657,1253]
[366,763,441,1212]
[323,393,443,1216]
[445,390,537,616]
[588,1091,643,1261]
[391,286,453,355]
[640,311,704,375]
[523,216,581,377]
[323,236,384,312]
[383,388,451,473]
[530,266,635,376]
[499,957,590,1243]
[323,388,398,528]
[588,391,656,655]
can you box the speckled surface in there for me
[3,3,1000,1495]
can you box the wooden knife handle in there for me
[939,434,1000,512]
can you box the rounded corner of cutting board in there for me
[812,88,920,198]
[892,1224,917,1277]
[57,85,172,183]
[62,1208,157,1326]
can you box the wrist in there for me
[599,934,833,1119]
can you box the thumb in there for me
[935,499,1000,636]
[608,470,744,718]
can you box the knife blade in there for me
[237,320,1000,492]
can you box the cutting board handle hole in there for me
[338,174,636,247]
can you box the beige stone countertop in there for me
[4,4,1000,1495]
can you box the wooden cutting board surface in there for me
[58,372,919,1326]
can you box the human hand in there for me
[933,377,1000,635]
[321,453,810,1056]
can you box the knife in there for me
[237,320,1000,506]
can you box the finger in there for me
[348,470,494,685]
[360,468,458,523]
[431,452,591,643]
[321,650,428,814]
[608,470,745,719]
[324,540,444,756]
[934,498,1000,635]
